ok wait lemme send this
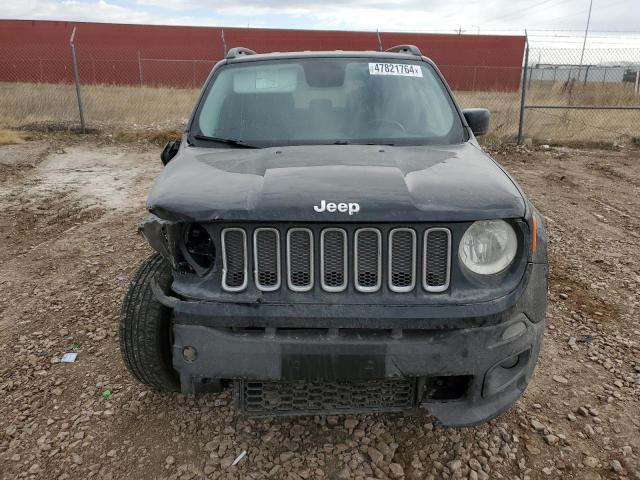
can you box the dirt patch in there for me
[548,254,621,324]
[0,140,50,169]
[0,143,158,266]
[0,139,638,480]
[0,190,105,266]
[34,147,151,211]
[586,161,640,188]
[543,171,580,188]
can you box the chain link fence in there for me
[0,36,211,131]
[1,32,639,144]
[518,46,640,144]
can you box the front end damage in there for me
[139,213,547,427]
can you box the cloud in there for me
[1,0,639,36]
[1,0,219,26]
[131,0,640,32]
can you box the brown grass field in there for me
[0,81,638,143]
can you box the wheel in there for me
[119,254,179,391]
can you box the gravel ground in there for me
[0,136,638,480]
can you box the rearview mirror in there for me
[462,109,490,137]
[161,140,181,165]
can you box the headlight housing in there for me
[458,220,518,275]
[184,223,215,270]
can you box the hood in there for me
[147,143,526,222]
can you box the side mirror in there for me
[463,108,490,137]
[161,140,181,166]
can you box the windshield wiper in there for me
[332,140,397,146]
[192,134,260,149]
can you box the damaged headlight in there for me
[459,220,517,275]
[184,223,216,270]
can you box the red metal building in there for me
[0,20,525,91]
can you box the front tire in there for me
[119,254,179,391]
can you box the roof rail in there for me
[385,45,422,57]
[226,47,257,59]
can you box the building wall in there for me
[0,20,526,91]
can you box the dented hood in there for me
[147,143,526,222]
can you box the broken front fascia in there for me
[139,214,183,269]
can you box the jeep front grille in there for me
[219,225,451,294]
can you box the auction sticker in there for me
[368,63,423,77]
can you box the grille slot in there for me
[221,228,247,291]
[388,228,417,292]
[254,228,281,291]
[287,228,314,292]
[237,378,416,416]
[354,228,382,292]
[320,229,347,292]
[424,228,451,292]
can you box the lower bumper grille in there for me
[235,378,417,416]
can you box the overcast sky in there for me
[3,0,640,47]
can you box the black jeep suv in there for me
[120,45,547,427]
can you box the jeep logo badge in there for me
[313,200,360,215]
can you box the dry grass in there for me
[112,128,182,145]
[0,129,29,145]
[457,81,640,143]
[0,82,198,129]
[1,80,638,143]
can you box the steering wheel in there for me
[366,118,406,133]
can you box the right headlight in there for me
[184,223,216,270]
[458,220,518,275]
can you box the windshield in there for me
[192,57,465,147]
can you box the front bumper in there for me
[161,263,547,427]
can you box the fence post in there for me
[517,40,529,145]
[602,66,606,85]
[583,65,590,86]
[376,29,383,51]
[635,71,640,96]
[138,50,144,86]
[221,29,227,57]
[69,27,86,133]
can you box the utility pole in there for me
[578,0,593,68]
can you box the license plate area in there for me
[282,353,385,381]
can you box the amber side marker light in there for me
[531,215,538,254]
